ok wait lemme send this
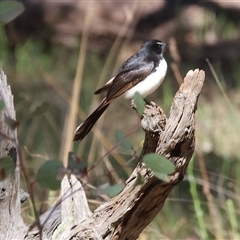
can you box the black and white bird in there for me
[74,39,168,141]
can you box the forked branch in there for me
[27,69,205,240]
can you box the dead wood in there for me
[25,69,205,239]
[0,68,205,239]
[0,70,28,239]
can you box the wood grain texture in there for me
[0,70,28,239]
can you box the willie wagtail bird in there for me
[73,39,167,141]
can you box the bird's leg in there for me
[131,99,137,110]
[131,98,151,109]
[143,98,151,105]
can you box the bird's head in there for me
[142,39,167,56]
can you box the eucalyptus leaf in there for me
[134,172,144,186]
[133,92,145,116]
[143,153,175,182]
[36,159,63,190]
[151,172,170,183]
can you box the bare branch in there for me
[26,69,205,239]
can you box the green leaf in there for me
[0,1,24,25]
[143,153,175,182]
[0,100,4,112]
[133,92,145,116]
[152,172,170,182]
[30,102,50,117]
[134,172,144,186]
[0,157,15,181]
[100,183,123,197]
[36,160,63,190]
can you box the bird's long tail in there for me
[73,100,110,141]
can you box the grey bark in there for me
[0,70,28,239]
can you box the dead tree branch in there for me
[26,69,205,239]
[0,68,205,239]
[0,70,28,239]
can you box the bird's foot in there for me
[143,98,151,105]
[131,99,137,110]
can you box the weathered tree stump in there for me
[0,70,28,239]
[0,69,205,239]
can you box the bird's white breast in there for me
[124,58,167,99]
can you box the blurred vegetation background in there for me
[1,0,240,239]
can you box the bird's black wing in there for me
[94,77,114,95]
[105,61,154,101]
